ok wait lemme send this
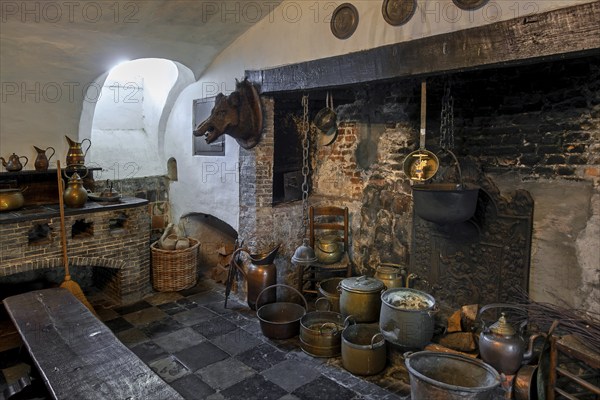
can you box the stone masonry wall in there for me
[238,55,599,310]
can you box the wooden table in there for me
[3,288,184,400]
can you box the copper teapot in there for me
[1,153,28,172]
[63,167,88,208]
[478,304,545,375]
[65,135,91,166]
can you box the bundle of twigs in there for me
[515,287,600,351]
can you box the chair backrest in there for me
[309,206,349,251]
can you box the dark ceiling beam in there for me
[246,1,600,93]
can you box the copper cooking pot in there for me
[0,187,26,211]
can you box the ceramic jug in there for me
[33,146,55,171]
[65,135,91,166]
[1,153,28,171]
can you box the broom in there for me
[56,161,96,313]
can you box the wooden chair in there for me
[299,206,353,294]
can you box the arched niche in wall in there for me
[167,157,178,181]
[78,59,194,179]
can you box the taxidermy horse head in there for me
[193,79,263,150]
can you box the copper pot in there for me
[341,324,386,375]
[0,188,26,211]
[339,276,385,323]
[63,170,88,208]
[256,284,307,340]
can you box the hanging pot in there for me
[403,81,439,182]
[412,150,479,224]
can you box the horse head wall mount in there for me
[193,78,263,150]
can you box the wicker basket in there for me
[151,238,199,292]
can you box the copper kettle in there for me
[478,304,545,375]
[63,168,88,208]
[1,153,28,172]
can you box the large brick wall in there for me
[238,54,599,309]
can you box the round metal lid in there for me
[340,276,384,293]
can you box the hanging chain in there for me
[439,81,455,150]
[300,94,310,236]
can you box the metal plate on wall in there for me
[331,3,359,40]
[452,0,490,10]
[382,0,417,26]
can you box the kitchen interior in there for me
[0,1,599,399]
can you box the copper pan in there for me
[403,81,439,181]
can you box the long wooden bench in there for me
[3,288,183,400]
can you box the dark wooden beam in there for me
[247,1,600,93]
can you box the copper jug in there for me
[1,153,28,171]
[65,135,91,166]
[231,245,280,310]
[63,168,88,208]
[33,146,55,171]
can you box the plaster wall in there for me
[87,59,178,178]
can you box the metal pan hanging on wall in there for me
[331,3,359,40]
[452,0,490,10]
[402,81,439,182]
[382,0,417,26]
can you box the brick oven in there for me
[0,172,152,306]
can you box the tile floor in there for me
[93,279,410,400]
[1,279,505,399]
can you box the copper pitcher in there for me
[231,245,280,310]
[65,135,91,166]
[33,146,55,171]
[1,153,28,171]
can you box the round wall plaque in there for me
[452,0,490,10]
[331,3,359,40]
[382,0,417,26]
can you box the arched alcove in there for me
[167,157,178,181]
[180,213,238,277]
[78,59,195,178]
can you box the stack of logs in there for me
[425,304,480,358]
[209,244,235,288]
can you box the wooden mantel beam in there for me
[246,1,600,93]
